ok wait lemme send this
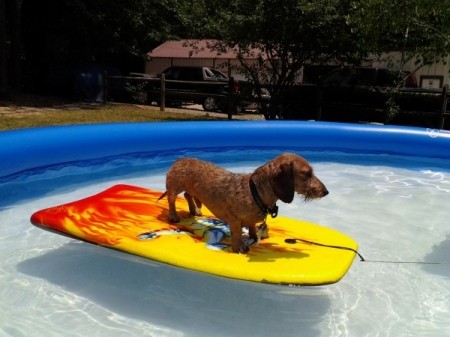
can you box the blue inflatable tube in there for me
[1,121,449,180]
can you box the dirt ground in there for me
[0,100,264,121]
[136,103,264,120]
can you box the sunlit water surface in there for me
[1,150,449,337]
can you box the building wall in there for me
[146,54,450,87]
[372,53,450,88]
[145,58,172,75]
[416,60,450,88]
[145,57,248,81]
[146,58,221,75]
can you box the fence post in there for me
[160,73,166,112]
[227,77,234,120]
[102,70,108,104]
[315,84,323,121]
[438,85,448,129]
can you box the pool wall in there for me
[1,121,450,180]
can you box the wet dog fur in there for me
[159,153,328,253]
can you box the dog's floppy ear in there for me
[272,162,295,203]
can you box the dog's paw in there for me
[190,208,202,217]
[168,211,181,223]
[257,222,269,240]
[232,240,250,254]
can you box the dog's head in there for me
[260,153,329,203]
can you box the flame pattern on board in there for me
[31,185,187,246]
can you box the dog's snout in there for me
[309,175,328,198]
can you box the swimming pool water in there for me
[1,150,449,337]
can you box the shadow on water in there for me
[422,235,450,278]
[17,242,330,337]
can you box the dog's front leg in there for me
[184,192,202,216]
[229,222,249,253]
[248,224,258,242]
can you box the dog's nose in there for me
[323,189,329,197]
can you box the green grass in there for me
[0,104,216,131]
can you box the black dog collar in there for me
[249,178,278,218]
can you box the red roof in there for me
[148,40,243,59]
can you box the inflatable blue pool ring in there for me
[1,121,449,180]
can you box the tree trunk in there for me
[0,0,7,99]
[9,0,22,95]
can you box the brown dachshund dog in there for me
[159,153,328,253]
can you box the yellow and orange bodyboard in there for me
[31,184,357,285]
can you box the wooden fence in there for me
[103,71,449,128]
[279,84,449,129]
[103,72,237,120]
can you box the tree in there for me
[5,0,450,104]
[0,0,7,99]
[349,0,450,120]
[0,0,22,98]
[17,0,184,95]
[181,0,450,119]
[350,0,450,71]
[181,0,368,119]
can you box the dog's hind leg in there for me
[167,191,181,223]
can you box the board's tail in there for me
[157,191,167,202]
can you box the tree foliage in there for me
[2,0,185,95]
[181,0,450,118]
[350,0,450,68]
[181,0,368,118]
[349,0,450,121]
[20,0,185,92]
[1,0,450,102]
[187,1,356,77]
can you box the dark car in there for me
[280,66,447,128]
[108,72,157,104]
[279,66,422,120]
[159,66,237,111]
[322,66,417,87]
[320,66,418,114]
[289,66,418,119]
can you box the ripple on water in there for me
[1,152,450,337]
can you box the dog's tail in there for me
[157,191,167,202]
